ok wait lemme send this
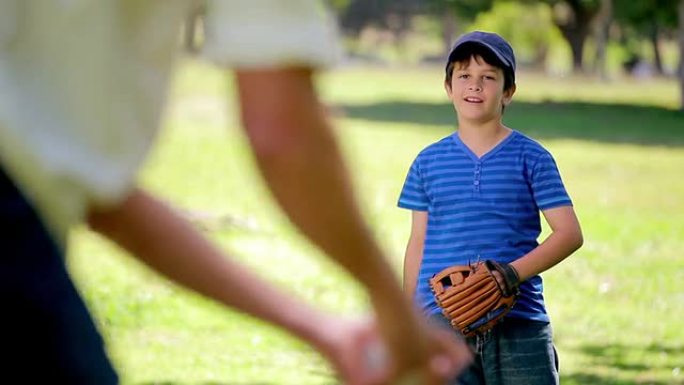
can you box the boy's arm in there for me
[403,210,427,299]
[510,205,583,281]
[235,67,469,383]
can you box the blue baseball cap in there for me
[446,31,516,78]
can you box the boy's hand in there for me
[488,261,521,297]
[430,261,519,337]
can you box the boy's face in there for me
[444,55,515,125]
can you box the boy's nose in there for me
[468,82,482,92]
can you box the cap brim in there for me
[448,39,514,70]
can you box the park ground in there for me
[68,58,684,385]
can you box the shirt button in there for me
[474,180,480,185]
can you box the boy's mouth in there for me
[464,97,483,103]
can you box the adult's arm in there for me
[235,67,469,383]
[87,189,387,385]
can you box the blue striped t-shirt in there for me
[398,130,572,322]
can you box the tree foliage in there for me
[335,0,424,37]
[335,0,495,37]
[613,0,678,32]
[426,0,495,21]
[330,0,681,87]
[471,2,562,69]
[532,0,601,71]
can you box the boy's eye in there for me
[458,74,469,79]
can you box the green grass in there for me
[67,60,684,384]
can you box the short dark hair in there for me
[445,42,515,92]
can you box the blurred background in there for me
[183,0,684,107]
[68,1,683,385]
[336,0,682,81]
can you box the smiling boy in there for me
[398,31,583,384]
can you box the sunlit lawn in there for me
[68,59,684,384]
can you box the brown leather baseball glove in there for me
[429,261,520,337]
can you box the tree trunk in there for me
[442,11,457,56]
[650,23,664,75]
[679,0,684,110]
[594,0,613,79]
[183,3,204,54]
[388,0,412,62]
[559,25,590,72]
[532,45,549,70]
[552,0,599,73]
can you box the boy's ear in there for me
[502,83,516,106]
[444,80,452,97]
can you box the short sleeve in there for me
[202,0,341,69]
[398,158,429,211]
[530,151,572,210]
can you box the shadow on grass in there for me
[135,382,273,385]
[132,343,684,385]
[339,100,684,147]
[560,343,684,385]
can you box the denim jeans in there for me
[0,166,119,384]
[430,313,559,385]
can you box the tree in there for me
[614,0,679,75]
[473,2,562,70]
[337,0,415,38]
[593,0,612,79]
[182,2,205,54]
[540,0,601,72]
[518,0,602,71]
[336,0,389,37]
[679,0,684,110]
[425,0,496,55]
[334,0,495,58]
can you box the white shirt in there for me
[0,0,340,245]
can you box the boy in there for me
[398,31,583,384]
[0,1,470,384]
